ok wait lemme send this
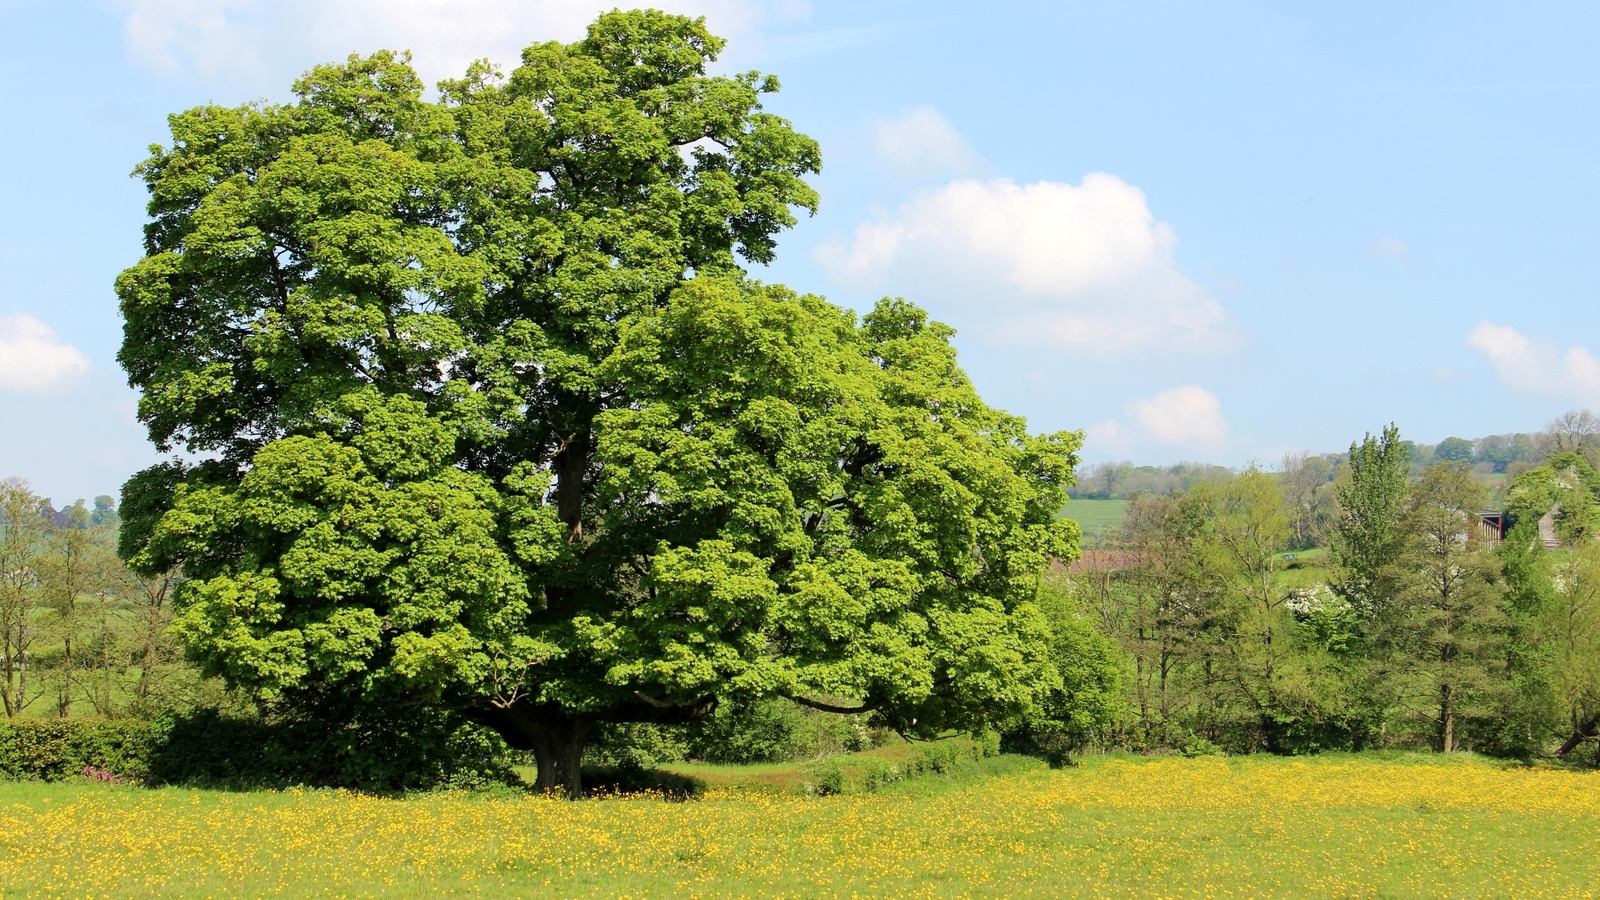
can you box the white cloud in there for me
[1085,385,1230,457]
[116,0,806,86]
[1083,419,1133,456]
[817,174,1231,356]
[870,106,980,178]
[1129,385,1229,450]
[1468,321,1600,404]
[0,315,91,393]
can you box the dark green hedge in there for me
[0,718,161,782]
[0,710,517,791]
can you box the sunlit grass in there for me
[1,753,1596,897]
[1059,498,1129,544]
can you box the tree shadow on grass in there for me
[572,766,707,800]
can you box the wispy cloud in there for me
[869,105,980,179]
[757,22,898,62]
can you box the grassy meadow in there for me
[1060,498,1129,545]
[3,753,1598,897]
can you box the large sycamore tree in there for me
[116,11,1081,792]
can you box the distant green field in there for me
[1060,498,1129,544]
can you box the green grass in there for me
[3,753,1599,896]
[1274,547,1335,590]
[520,735,998,796]
[1060,498,1129,543]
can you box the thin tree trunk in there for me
[138,602,159,700]
[1440,683,1454,753]
[1133,646,1149,743]
[58,634,71,717]
[1,629,14,718]
[1158,641,1172,745]
[5,618,29,718]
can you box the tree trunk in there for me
[528,718,593,796]
[1158,643,1172,745]
[476,705,595,797]
[470,695,716,797]
[1133,649,1149,743]
[467,702,603,797]
[1440,683,1454,753]
[554,428,590,543]
[1552,711,1600,759]
[58,634,71,717]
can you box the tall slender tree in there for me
[1389,463,1504,752]
[1545,540,1600,759]
[0,478,49,717]
[1333,424,1410,619]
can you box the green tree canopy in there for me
[1388,463,1504,752]
[1505,450,1600,543]
[116,11,1082,792]
[1333,424,1410,618]
[1433,437,1474,463]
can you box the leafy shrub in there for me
[923,741,961,774]
[807,760,844,795]
[897,737,994,780]
[0,719,160,782]
[584,723,691,771]
[796,737,993,796]
[858,757,901,790]
[148,707,517,790]
[1000,728,1080,767]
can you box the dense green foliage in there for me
[114,11,1082,792]
[1333,424,1410,617]
[0,718,161,782]
[1064,422,1600,760]
[0,711,514,789]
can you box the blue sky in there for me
[3,1,1599,506]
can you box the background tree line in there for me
[0,478,202,721]
[1064,414,1600,760]
[1075,414,1600,503]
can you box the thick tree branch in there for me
[1548,711,1600,759]
[783,693,878,715]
